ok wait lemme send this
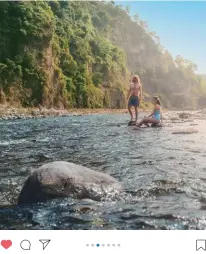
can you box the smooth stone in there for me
[18,161,123,205]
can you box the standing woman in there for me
[135,96,162,128]
[127,74,142,124]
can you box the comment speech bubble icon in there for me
[20,240,31,250]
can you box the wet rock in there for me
[37,154,50,162]
[26,115,33,119]
[165,124,173,127]
[128,121,136,126]
[18,161,123,205]
[0,199,11,208]
[170,116,180,121]
[183,119,194,123]
[199,109,206,114]
[151,123,163,128]
[179,112,192,119]
[172,128,198,134]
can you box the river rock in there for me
[172,128,198,134]
[179,112,192,119]
[151,123,163,128]
[18,161,123,205]
[128,121,136,126]
[170,116,180,121]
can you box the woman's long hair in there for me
[153,96,161,106]
[132,74,141,84]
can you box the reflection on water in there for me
[0,112,206,229]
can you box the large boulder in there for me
[18,161,123,205]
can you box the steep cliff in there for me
[0,1,205,109]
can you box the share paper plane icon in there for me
[39,239,51,250]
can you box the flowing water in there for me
[0,112,206,230]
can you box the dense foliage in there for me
[0,1,205,109]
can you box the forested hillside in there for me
[0,1,205,110]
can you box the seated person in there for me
[135,96,162,128]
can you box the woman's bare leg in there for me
[136,118,159,127]
[136,119,144,127]
[143,122,150,127]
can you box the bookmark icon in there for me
[196,240,206,251]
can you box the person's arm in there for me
[146,112,154,118]
[126,85,131,100]
[139,84,143,100]
[146,107,155,118]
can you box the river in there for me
[0,112,206,229]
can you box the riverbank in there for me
[1,105,201,122]
[0,104,156,121]
[1,104,205,123]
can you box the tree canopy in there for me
[0,1,205,109]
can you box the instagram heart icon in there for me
[1,240,12,249]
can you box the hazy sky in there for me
[118,1,206,74]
